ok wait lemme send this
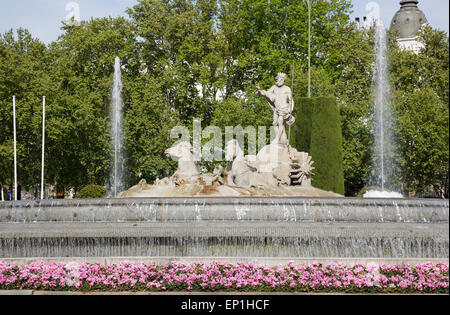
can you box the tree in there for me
[1,2,447,199]
[0,29,50,195]
[42,17,139,192]
[389,26,449,197]
[124,75,180,184]
[127,0,226,124]
[218,0,352,93]
[326,25,375,196]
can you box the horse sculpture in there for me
[225,139,258,187]
[165,141,200,185]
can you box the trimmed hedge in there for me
[76,185,107,199]
[291,97,345,195]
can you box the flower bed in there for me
[0,261,448,294]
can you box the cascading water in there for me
[109,57,125,198]
[365,21,403,199]
[1,198,448,259]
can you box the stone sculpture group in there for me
[120,74,340,197]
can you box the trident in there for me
[288,64,295,147]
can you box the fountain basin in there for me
[0,197,448,259]
[0,197,447,223]
[0,221,447,258]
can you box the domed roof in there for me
[391,0,428,38]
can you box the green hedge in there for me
[76,185,107,199]
[291,97,345,195]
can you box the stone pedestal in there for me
[256,143,291,185]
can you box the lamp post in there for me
[307,0,311,98]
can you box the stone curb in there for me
[1,197,448,224]
[2,257,448,266]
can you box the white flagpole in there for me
[41,96,46,200]
[13,96,17,201]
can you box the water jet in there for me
[109,57,125,198]
[365,21,403,199]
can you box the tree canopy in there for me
[0,0,448,198]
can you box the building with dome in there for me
[391,0,428,52]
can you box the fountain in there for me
[0,70,448,265]
[364,21,403,199]
[0,53,448,268]
[109,57,125,198]
[0,197,448,261]
[119,73,338,198]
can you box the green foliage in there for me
[127,0,225,124]
[392,87,449,197]
[389,26,449,197]
[211,89,272,128]
[292,97,345,195]
[124,75,180,184]
[0,29,50,190]
[219,0,352,91]
[322,24,374,196]
[208,88,274,169]
[0,2,447,198]
[76,185,107,199]
[43,17,139,190]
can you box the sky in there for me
[0,0,448,44]
[0,0,136,43]
[350,0,449,32]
